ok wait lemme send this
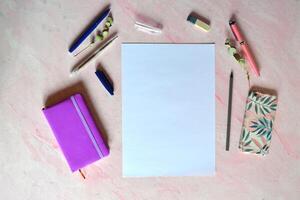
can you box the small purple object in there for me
[42,93,109,172]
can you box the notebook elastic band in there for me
[71,96,104,158]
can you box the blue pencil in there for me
[69,7,110,53]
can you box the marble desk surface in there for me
[0,0,300,199]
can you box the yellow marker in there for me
[187,14,210,32]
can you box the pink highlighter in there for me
[229,20,260,77]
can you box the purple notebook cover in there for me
[42,93,109,172]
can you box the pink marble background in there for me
[0,0,300,199]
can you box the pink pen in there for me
[229,20,260,77]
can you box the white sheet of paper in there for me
[122,44,215,177]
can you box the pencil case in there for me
[239,90,277,155]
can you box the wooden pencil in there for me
[226,71,233,151]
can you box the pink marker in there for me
[229,20,260,77]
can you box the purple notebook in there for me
[42,93,109,172]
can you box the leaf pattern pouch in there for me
[239,90,278,155]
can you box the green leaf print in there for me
[258,144,269,155]
[246,92,277,115]
[250,117,273,138]
[241,127,252,147]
